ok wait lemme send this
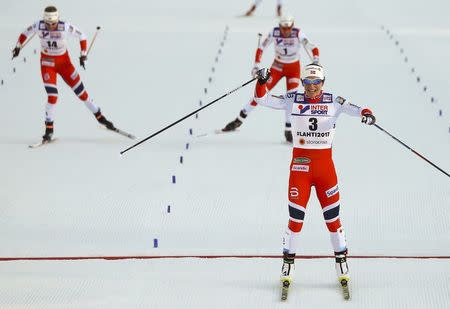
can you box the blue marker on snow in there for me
[185,143,189,150]
[167,205,171,213]
[153,238,158,248]
[172,175,176,184]
[180,156,183,164]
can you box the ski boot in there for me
[42,121,54,143]
[335,250,350,300]
[280,252,295,301]
[222,110,247,132]
[94,109,116,130]
[284,123,293,143]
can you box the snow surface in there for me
[0,0,449,308]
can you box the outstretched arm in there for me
[335,96,376,125]
[12,22,38,58]
[253,68,288,109]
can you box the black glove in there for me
[256,68,270,85]
[361,113,376,125]
[79,55,87,69]
[12,46,21,59]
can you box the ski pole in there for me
[373,124,449,178]
[120,77,257,155]
[87,26,101,56]
[257,33,262,47]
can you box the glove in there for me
[12,46,21,59]
[312,56,320,65]
[255,68,271,85]
[79,55,87,69]
[251,64,260,77]
[361,113,376,125]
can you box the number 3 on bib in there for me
[309,117,318,131]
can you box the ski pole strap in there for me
[120,77,257,155]
[374,124,450,178]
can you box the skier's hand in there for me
[251,64,260,77]
[12,46,21,59]
[256,68,271,85]
[361,112,376,125]
[79,55,87,69]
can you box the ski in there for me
[111,127,136,139]
[100,126,136,139]
[340,278,350,300]
[28,138,58,149]
[280,278,291,301]
[196,129,239,138]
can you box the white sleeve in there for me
[65,22,87,41]
[255,91,289,110]
[260,31,273,50]
[299,31,317,52]
[17,21,39,47]
[335,96,362,117]
[23,21,39,37]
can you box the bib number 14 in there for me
[47,41,57,48]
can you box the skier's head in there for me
[301,63,325,98]
[279,15,294,38]
[43,6,59,30]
